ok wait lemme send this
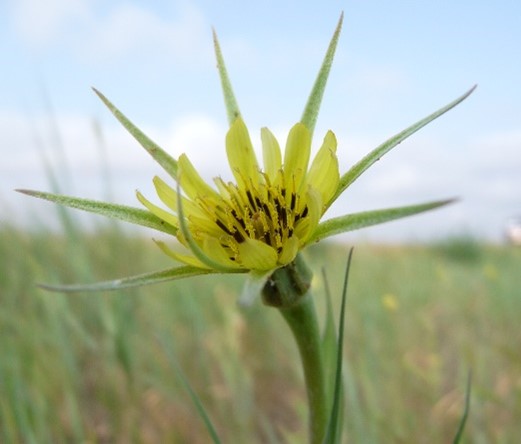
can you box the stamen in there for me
[233,230,245,243]
[215,219,233,235]
[246,190,256,210]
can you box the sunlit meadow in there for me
[2,216,521,442]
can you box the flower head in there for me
[138,118,339,272]
[17,14,475,293]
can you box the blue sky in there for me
[1,0,520,242]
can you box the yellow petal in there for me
[153,176,221,235]
[294,187,322,242]
[202,237,242,269]
[213,177,232,199]
[283,123,311,190]
[175,179,237,273]
[153,176,206,218]
[261,127,281,181]
[136,191,178,228]
[226,118,260,188]
[237,238,278,270]
[154,239,208,268]
[277,235,300,265]
[306,130,339,205]
[178,154,220,201]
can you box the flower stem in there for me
[279,292,328,444]
[262,255,327,442]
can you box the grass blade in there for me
[452,371,472,444]
[309,198,455,244]
[92,88,179,179]
[157,336,222,444]
[38,266,216,293]
[300,13,343,136]
[320,268,338,404]
[17,189,177,235]
[330,85,476,207]
[323,248,354,444]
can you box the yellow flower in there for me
[17,14,474,293]
[138,118,339,272]
[382,293,399,312]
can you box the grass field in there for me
[1,216,520,443]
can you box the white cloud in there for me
[163,114,226,175]
[81,3,208,63]
[9,1,210,64]
[9,0,89,47]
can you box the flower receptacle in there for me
[261,254,313,308]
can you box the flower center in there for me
[195,173,309,258]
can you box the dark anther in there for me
[231,209,247,229]
[290,193,296,210]
[281,208,287,227]
[246,190,256,209]
[262,203,271,218]
[233,230,245,243]
[216,219,233,235]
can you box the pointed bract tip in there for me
[465,84,478,98]
[335,11,344,33]
[91,86,103,98]
[91,87,109,104]
[212,27,220,46]
[15,188,36,196]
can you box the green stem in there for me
[279,293,328,444]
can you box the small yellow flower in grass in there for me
[483,263,498,281]
[382,293,399,312]
[138,118,339,272]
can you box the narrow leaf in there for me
[172,359,223,444]
[323,248,353,444]
[301,12,344,136]
[213,29,241,125]
[38,266,215,293]
[17,189,177,235]
[92,88,178,179]
[321,268,338,399]
[330,85,477,207]
[309,199,455,244]
[452,371,472,444]
[157,336,223,444]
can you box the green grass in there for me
[1,221,520,443]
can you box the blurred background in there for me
[1,0,520,242]
[2,2,521,443]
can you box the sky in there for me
[1,0,520,242]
